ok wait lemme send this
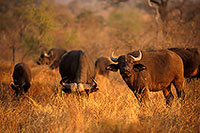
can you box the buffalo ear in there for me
[106,64,119,72]
[133,64,147,72]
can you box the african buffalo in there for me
[11,62,31,97]
[95,57,111,77]
[37,48,67,69]
[168,47,200,79]
[106,50,185,105]
[59,50,98,95]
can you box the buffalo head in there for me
[36,52,51,65]
[106,50,147,78]
[37,48,67,69]
[60,78,98,94]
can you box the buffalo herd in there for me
[10,47,200,106]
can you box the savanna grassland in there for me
[0,0,200,132]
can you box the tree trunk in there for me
[12,45,15,65]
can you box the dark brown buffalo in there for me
[11,63,31,97]
[95,57,111,77]
[168,47,200,79]
[59,50,98,95]
[106,50,185,105]
[37,48,67,69]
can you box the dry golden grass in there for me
[0,61,199,132]
[0,2,199,132]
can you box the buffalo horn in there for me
[110,51,119,62]
[12,83,19,88]
[62,83,78,92]
[129,50,142,61]
[62,79,97,92]
[43,52,50,57]
[78,78,97,91]
[22,82,26,87]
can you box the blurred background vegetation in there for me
[0,0,200,132]
[0,0,199,64]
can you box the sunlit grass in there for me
[0,63,199,132]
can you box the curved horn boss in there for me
[110,51,119,62]
[61,79,98,93]
[129,50,142,62]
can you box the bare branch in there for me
[99,0,128,8]
[151,0,161,6]
[147,0,153,7]
[148,0,161,23]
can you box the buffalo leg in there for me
[134,88,149,105]
[11,84,20,97]
[173,79,185,101]
[163,84,174,106]
[15,88,21,97]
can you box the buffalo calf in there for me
[11,62,31,97]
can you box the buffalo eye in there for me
[41,54,44,58]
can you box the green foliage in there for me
[55,12,73,27]
[107,8,143,35]
[18,0,55,58]
[0,0,55,59]
[22,32,53,59]
[76,9,104,28]
[64,28,79,46]
[26,1,55,36]
[22,34,40,55]
[107,8,144,48]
